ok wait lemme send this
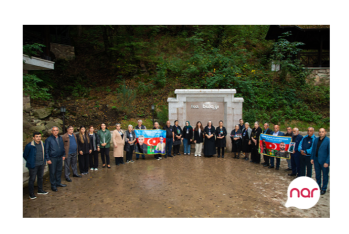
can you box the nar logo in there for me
[290,188,318,198]
[285,176,320,209]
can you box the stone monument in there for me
[167,89,244,152]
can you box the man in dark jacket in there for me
[269,125,285,170]
[284,127,293,171]
[62,125,81,182]
[163,120,174,158]
[311,128,330,195]
[262,123,273,167]
[23,132,49,199]
[289,128,303,177]
[45,126,66,192]
[135,119,146,160]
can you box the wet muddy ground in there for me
[23,152,330,218]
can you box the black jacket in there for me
[193,128,204,143]
[182,126,193,140]
[124,130,136,152]
[163,125,174,138]
[215,126,227,147]
[251,127,262,148]
[77,134,92,154]
[262,128,273,135]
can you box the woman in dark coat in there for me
[172,120,182,155]
[125,124,136,163]
[204,121,216,157]
[251,122,262,163]
[230,124,242,158]
[241,122,252,161]
[87,125,100,171]
[182,121,193,155]
[77,126,92,175]
[215,120,227,158]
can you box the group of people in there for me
[23,118,330,200]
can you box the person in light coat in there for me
[113,123,125,165]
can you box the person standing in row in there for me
[88,125,100,171]
[23,132,49,199]
[298,127,316,177]
[311,128,330,195]
[284,127,293,171]
[125,124,136,163]
[164,121,174,158]
[241,122,252,161]
[45,126,66,192]
[251,122,262,164]
[288,128,303,177]
[77,126,92,175]
[113,123,125,165]
[261,123,273,167]
[231,124,242,159]
[269,125,284,170]
[182,121,193,155]
[204,121,216,157]
[135,120,146,160]
[172,120,182,155]
[153,122,163,160]
[62,125,81,182]
[238,119,244,132]
[98,123,111,168]
[194,121,204,157]
[238,119,245,157]
[215,120,227,158]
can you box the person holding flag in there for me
[135,120,146,160]
[261,123,273,167]
[125,125,136,163]
[153,122,163,160]
[269,125,285,170]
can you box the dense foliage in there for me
[25,25,330,128]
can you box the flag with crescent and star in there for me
[134,129,167,155]
[259,133,292,158]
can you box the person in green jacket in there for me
[97,123,111,168]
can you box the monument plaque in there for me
[186,102,224,127]
[168,89,244,151]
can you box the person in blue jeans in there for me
[298,127,316,177]
[135,120,146,160]
[163,120,174,158]
[311,128,330,195]
[182,121,193,155]
[23,132,49,199]
[269,125,285,170]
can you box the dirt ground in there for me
[23,152,330,218]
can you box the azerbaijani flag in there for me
[134,129,166,155]
[259,133,292,155]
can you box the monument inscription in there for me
[186,102,224,127]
